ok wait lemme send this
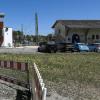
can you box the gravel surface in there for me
[0,80,29,100]
[0,81,16,100]
[46,80,100,100]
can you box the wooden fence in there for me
[0,60,29,88]
[0,60,47,100]
[29,63,47,100]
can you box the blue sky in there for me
[0,0,100,35]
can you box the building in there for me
[52,20,100,44]
[0,13,13,47]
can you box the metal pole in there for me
[35,13,39,45]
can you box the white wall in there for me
[2,27,13,47]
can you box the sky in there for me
[0,0,100,35]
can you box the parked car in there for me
[87,44,96,52]
[38,42,47,52]
[74,43,89,52]
[56,42,66,52]
[56,42,74,52]
[38,41,57,53]
[93,43,100,52]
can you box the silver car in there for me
[93,43,100,52]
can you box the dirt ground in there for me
[46,80,100,100]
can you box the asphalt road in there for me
[0,46,38,54]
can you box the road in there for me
[0,46,39,54]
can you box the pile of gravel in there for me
[0,82,16,100]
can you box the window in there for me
[92,35,95,39]
[58,29,61,34]
[5,28,8,32]
[68,38,70,41]
[96,35,99,39]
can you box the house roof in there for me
[52,20,100,29]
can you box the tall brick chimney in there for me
[0,13,5,29]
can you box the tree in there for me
[13,30,24,44]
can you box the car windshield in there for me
[96,44,100,46]
[39,42,47,46]
[93,43,100,46]
[47,41,55,45]
[78,43,85,46]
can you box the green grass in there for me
[0,68,27,82]
[0,53,100,87]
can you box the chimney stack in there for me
[0,13,5,29]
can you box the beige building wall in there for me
[65,29,86,43]
[87,29,100,43]
[54,23,66,42]
[54,23,100,43]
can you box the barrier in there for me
[30,63,47,100]
[0,60,28,72]
[0,74,28,88]
[0,60,29,89]
[0,60,47,100]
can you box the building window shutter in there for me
[92,35,95,39]
[96,35,99,39]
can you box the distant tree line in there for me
[13,30,55,46]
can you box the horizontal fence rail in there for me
[0,60,28,72]
[0,60,47,100]
[30,63,47,100]
[0,74,29,88]
[0,60,29,89]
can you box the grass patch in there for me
[0,53,99,87]
[0,52,99,99]
[0,68,27,82]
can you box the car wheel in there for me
[50,50,54,53]
[38,48,40,52]
[76,48,80,52]
[94,49,97,52]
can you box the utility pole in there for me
[21,24,23,35]
[35,13,39,45]
[21,24,24,43]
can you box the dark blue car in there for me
[87,44,96,52]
